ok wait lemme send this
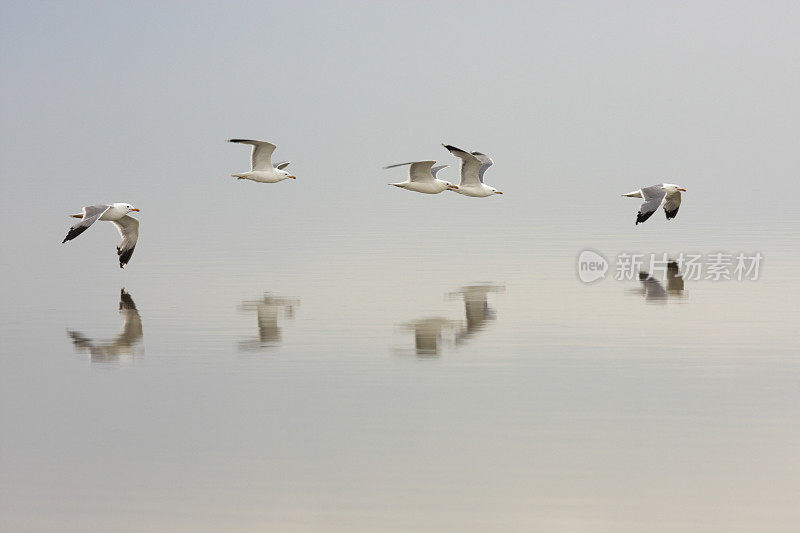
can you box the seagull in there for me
[442,144,503,197]
[67,289,143,362]
[385,160,457,194]
[622,184,686,225]
[228,139,297,183]
[62,203,140,268]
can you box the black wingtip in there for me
[664,207,679,220]
[62,225,88,243]
[471,151,485,156]
[442,144,467,154]
[117,245,135,268]
[635,210,654,225]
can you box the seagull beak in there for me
[494,191,504,195]
[289,175,297,179]
[131,208,140,211]
[678,188,686,192]
[449,185,459,190]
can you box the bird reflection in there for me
[238,293,299,350]
[401,317,459,357]
[630,261,686,303]
[448,283,505,344]
[67,288,143,363]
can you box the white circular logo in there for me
[577,250,608,283]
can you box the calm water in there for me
[1,196,799,531]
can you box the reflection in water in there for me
[238,293,299,350]
[630,261,686,303]
[67,288,143,363]
[448,283,505,345]
[401,317,458,357]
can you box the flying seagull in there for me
[442,144,503,197]
[228,139,297,183]
[622,184,686,225]
[385,160,457,194]
[62,203,140,268]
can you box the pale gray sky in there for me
[1,1,799,261]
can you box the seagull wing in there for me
[228,139,277,171]
[408,161,437,182]
[63,205,111,243]
[383,161,437,183]
[663,190,682,220]
[274,161,291,170]
[471,151,493,183]
[443,144,482,187]
[112,215,139,268]
[636,186,666,225]
[431,164,449,178]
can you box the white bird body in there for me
[623,183,685,224]
[385,161,457,194]
[228,139,296,183]
[442,144,503,197]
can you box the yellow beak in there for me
[131,208,140,211]
[678,188,686,192]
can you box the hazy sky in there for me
[2,1,799,264]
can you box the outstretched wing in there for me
[443,144,482,187]
[635,186,666,225]
[663,190,682,220]
[383,160,437,183]
[274,161,291,170]
[228,139,277,171]
[431,164,449,178]
[408,161,437,182]
[62,205,110,243]
[112,215,139,268]
[471,151,493,183]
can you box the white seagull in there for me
[443,144,503,197]
[62,203,140,268]
[228,139,297,183]
[622,183,686,225]
[385,160,457,194]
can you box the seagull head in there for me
[492,188,503,195]
[661,184,686,192]
[114,203,140,213]
[280,170,296,180]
